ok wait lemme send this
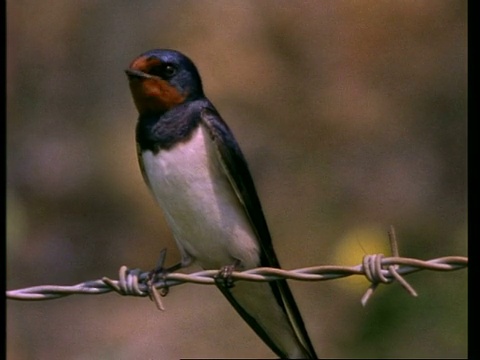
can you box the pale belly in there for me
[141,125,260,270]
[142,126,309,358]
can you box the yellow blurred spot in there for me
[332,225,391,293]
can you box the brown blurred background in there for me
[7,1,467,359]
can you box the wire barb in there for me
[360,226,418,306]
[102,249,174,311]
[102,266,147,297]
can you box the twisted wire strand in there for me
[6,255,468,307]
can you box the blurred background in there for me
[7,1,467,359]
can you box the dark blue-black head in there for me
[125,49,204,115]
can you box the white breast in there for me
[141,125,260,269]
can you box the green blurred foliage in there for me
[7,1,467,359]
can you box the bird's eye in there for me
[149,64,177,79]
[163,64,177,77]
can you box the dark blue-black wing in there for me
[201,104,318,359]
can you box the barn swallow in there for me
[125,49,318,359]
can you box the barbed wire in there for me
[6,253,468,309]
[6,227,468,309]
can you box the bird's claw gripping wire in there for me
[214,261,241,289]
[102,248,182,310]
[144,248,183,310]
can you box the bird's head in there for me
[125,49,204,116]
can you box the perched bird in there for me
[125,49,318,359]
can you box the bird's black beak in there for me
[125,68,151,80]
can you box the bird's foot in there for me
[144,248,182,309]
[214,261,240,289]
